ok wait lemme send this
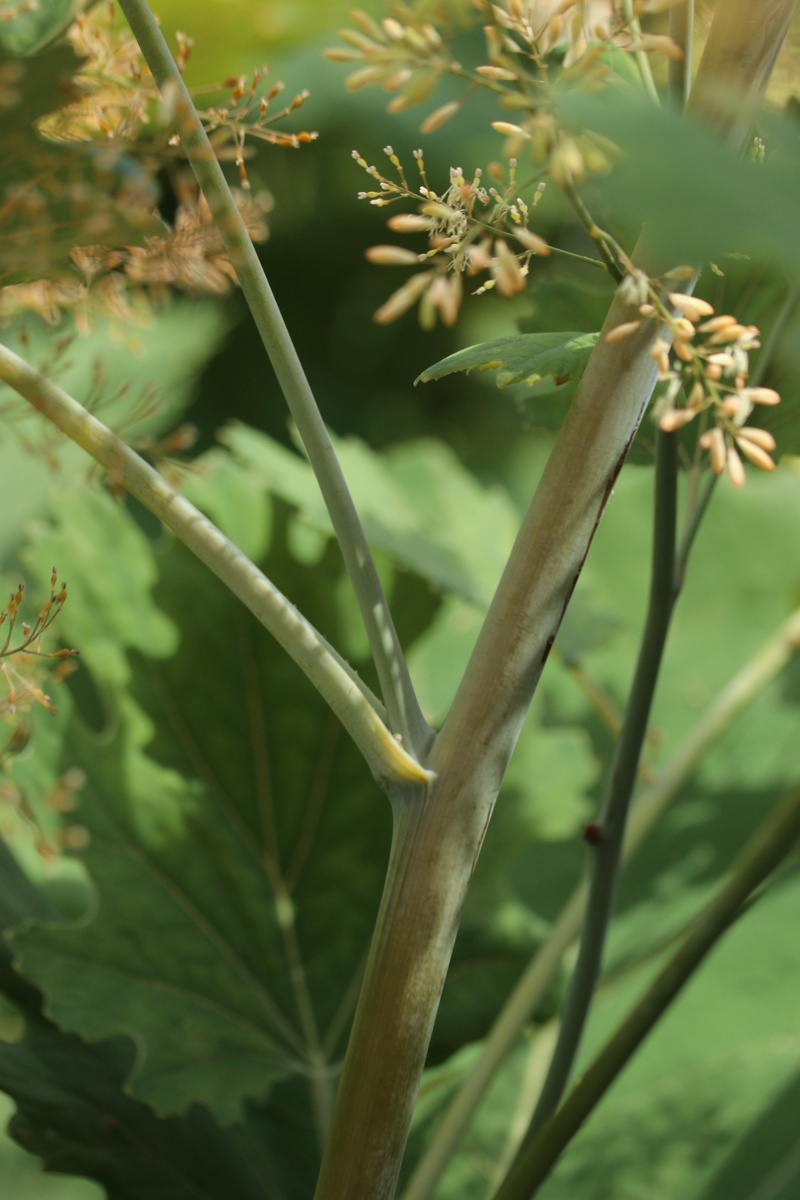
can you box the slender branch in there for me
[523,426,680,1140]
[0,342,433,792]
[676,471,716,588]
[623,0,660,105]
[668,0,694,107]
[116,0,431,756]
[751,278,800,388]
[560,176,624,282]
[399,598,800,1200]
[493,782,800,1200]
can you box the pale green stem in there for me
[493,782,800,1200]
[400,605,800,1200]
[0,342,433,792]
[116,0,431,757]
[668,0,694,107]
[623,0,660,105]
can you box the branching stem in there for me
[0,343,432,792]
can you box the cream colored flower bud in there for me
[659,407,696,431]
[605,320,642,344]
[366,245,421,265]
[386,214,433,233]
[738,426,777,451]
[708,324,746,345]
[699,427,727,475]
[491,121,531,138]
[373,271,433,323]
[516,227,551,255]
[698,314,737,334]
[420,101,461,134]
[741,387,780,406]
[669,293,714,321]
[726,445,746,487]
[476,65,517,80]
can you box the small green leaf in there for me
[415,332,600,390]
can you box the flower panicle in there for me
[325,1,687,139]
[355,146,550,328]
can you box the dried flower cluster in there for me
[355,146,551,326]
[0,569,86,858]
[605,279,781,486]
[0,568,77,724]
[0,4,315,328]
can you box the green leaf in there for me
[222,424,520,607]
[0,944,296,1200]
[415,331,600,391]
[11,477,391,1125]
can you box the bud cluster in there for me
[605,280,781,486]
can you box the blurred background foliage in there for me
[0,1,798,1198]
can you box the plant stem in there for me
[400,605,800,1200]
[668,0,694,107]
[0,342,433,792]
[751,278,800,388]
[117,0,431,757]
[622,0,660,105]
[493,782,800,1200]
[524,427,680,1141]
[560,177,624,282]
[687,0,798,141]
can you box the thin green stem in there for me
[676,471,716,588]
[668,0,694,108]
[561,177,624,282]
[0,342,433,792]
[751,278,800,388]
[116,0,431,757]
[520,427,680,1141]
[545,246,609,271]
[493,782,800,1200]
[623,0,661,105]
